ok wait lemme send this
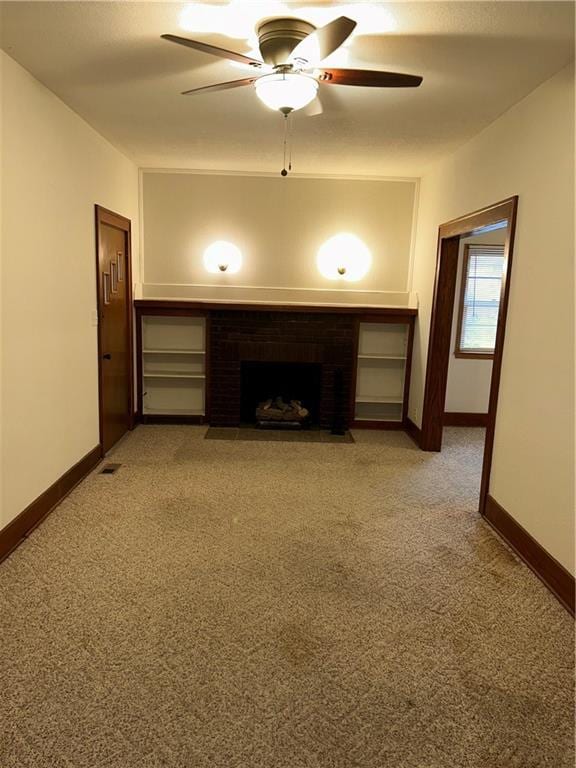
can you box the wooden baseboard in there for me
[444,412,489,427]
[0,445,102,563]
[483,494,575,615]
[404,417,422,447]
[351,420,406,430]
[140,415,206,425]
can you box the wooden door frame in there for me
[419,196,518,514]
[95,205,135,452]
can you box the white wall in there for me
[444,230,507,413]
[409,64,574,573]
[141,172,417,307]
[0,52,139,529]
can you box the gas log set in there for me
[255,396,310,428]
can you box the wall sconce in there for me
[317,233,372,282]
[203,241,242,274]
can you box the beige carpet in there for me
[205,426,354,442]
[0,426,573,768]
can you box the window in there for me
[455,244,505,359]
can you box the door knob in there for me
[103,353,112,360]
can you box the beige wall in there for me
[409,64,574,573]
[0,52,139,529]
[444,229,507,414]
[141,172,417,307]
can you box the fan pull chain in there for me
[288,112,293,172]
[281,113,289,176]
[281,113,295,177]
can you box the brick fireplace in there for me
[209,310,356,429]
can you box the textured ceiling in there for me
[1,1,574,176]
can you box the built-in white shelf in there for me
[358,323,409,358]
[141,315,206,417]
[143,349,205,356]
[355,416,403,422]
[354,322,409,423]
[358,354,407,361]
[142,407,205,417]
[355,400,403,422]
[143,373,206,379]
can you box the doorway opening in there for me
[95,205,134,454]
[419,197,518,515]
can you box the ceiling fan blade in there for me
[181,77,258,96]
[302,96,323,117]
[319,68,423,88]
[161,34,264,68]
[289,16,356,65]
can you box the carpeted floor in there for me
[0,426,573,768]
[205,426,354,442]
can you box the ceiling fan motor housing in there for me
[257,18,316,66]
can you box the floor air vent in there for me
[99,463,121,475]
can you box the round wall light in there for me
[317,233,372,282]
[203,241,242,274]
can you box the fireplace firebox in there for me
[241,362,321,426]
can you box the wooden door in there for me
[95,206,133,454]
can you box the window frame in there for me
[454,243,504,360]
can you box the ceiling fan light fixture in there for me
[254,73,318,113]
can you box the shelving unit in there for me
[353,322,412,426]
[139,315,206,421]
[134,300,416,431]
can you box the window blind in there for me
[459,245,505,353]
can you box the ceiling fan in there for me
[161,15,423,116]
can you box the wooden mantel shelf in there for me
[134,299,417,317]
